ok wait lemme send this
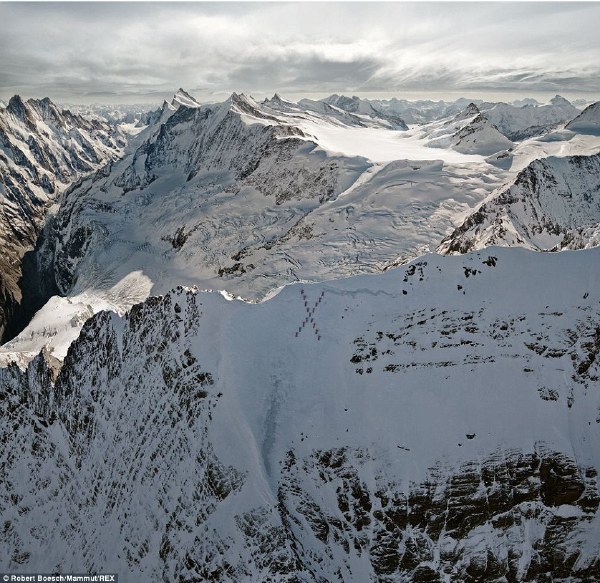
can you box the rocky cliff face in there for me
[2,247,600,581]
[0,95,124,342]
[439,152,600,254]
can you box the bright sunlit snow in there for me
[296,122,487,163]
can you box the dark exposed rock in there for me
[439,152,600,255]
[0,95,123,342]
[280,446,599,582]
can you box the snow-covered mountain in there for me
[47,90,370,297]
[2,86,600,582]
[321,94,409,129]
[2,247,600,581]
[426,104,514,156]
[331,94,579,140]
[438,152,600,254]
[451,113,515,156]
[1,89,520,365]
[481,95,580,141]
[566,101,600,135]
[292,96,381,128]
[0,95,125,343]
[364,97,454,125]
[320,96,498,126]
[4,88,600,368]
[64,102,158,126]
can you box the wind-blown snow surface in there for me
[2,248,600,581]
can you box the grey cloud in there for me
[229,56,383,95]
[1,2,599,104]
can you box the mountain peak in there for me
[451,102,480,123]
[231,91,249,102]
[265,93,296,108]
[465,102,481,115]
[29,96,63,122]
[7,94,28,117]
[230,92,262,112]
[550,95,572,107]
[171,88,201,109]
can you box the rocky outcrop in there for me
[439,152,600,254]
[0,95,124,342]
[281,446,599,582]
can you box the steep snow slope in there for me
[439,152,600,254]
[566,101,600,135]
[2,247,600,581]
[482,96,580,141]
[0,95,125,342]
[452,114,514,156]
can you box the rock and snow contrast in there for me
[320,94,410,130]
[2,248,600,581]
[482,95,581,141]
[439,152,600,254]
[425,104,515,156]
[0,95,125,343]
[1,88,600,582]
[0,91,515,365]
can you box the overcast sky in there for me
[1,2,600,105]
